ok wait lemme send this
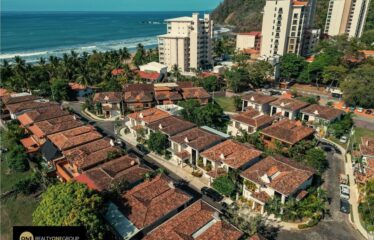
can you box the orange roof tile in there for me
[231,108,274,128]
[128,107,170,124]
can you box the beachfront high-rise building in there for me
[158,13,213,73]
[260,0,319,58]
[324,0,371,38]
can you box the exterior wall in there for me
[236,35,256,51]
[302,29,320,56]
[242,100,271,114]
[270,106,297,120]
[227,121,256,137]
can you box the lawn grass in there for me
[1,160,38,240]
[214,96,237,112]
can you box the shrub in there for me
[212,175,236,197]
[14,174,41,195]
[192,171,203,177]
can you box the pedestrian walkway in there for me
[83,109,123,122]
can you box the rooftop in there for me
[242,92,277,104]
[147,115,196,136]
[123,175,191,229]
[1,94,40,105]
[231,108,274,128]
[155,89,183,102]
[181,87,211,100]
[200,140,262,169]
[48,125,102,151]
[301,104,345,121]
[93,92,122,103]
[237,31,262,36]
[76,154,151,191]
[261,119,315,145]
[270,98,310,111]
[17,105,69,126]
[241,156,315,196]
[30,115,83,137]
[144,200,243,240]
[136,70,161,81]
[128,107,170,124]
[170,127,222,151]
[165,16,193,22]
[123,84,154,103]
[6,101,59,114]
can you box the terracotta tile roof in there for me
[124,84,154,103]
[93,92,122,103]
[123,175,191,229]
[17,105,69,126]
[241,156,315,196]
[155,90,183,102]
[144,200,243,240]
[6,101,59,114]
[249,234,266,240]
[251,191,271,203]
[237,31,261,36]
[48,125,102,151]
[231,108,274,128]
[296,190,309,201]
[1,94,40,105]
[201,140,262,169]
[181,87,211,100]
[147,116,196,136]
[76,154,151,191]
[242,92,277,104]
[176,81,194,88]
[175,150,191,160]
[136,70,161,81]
[69,82,88,90]
[31,115,83,137]
[242,48,260,55]
[63,138,117,170]
[0,88,11,98]
[128,107,170,124]
[111,68,124,76]
[293,0,308,6]
[361,137,374,157]
[261,119,315,145]
[301,104,344,121]
[20,136,40,153]
[170,127,223,151]
[360,50,374,58]
[270,98,310,111]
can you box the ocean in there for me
[1,11,215,63]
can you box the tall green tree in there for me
[33,183,106,240]
[51,78,70,102]
[280,54,307,80]
[148,132,168,154]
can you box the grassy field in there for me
[1,160,38,240]
[352,127,374,141]
[214,96,237,112]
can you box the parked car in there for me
[349,106,355,112]
[357,107,363,113]
[201,187,223,202]
[136,144,149,154]
[340,185,350,200]
[340,199,351,214]
[365,109,373,115]
[340,136,348,143]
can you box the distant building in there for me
[324,0,371,38]
[236,32,262,51]
[93,92,123,119]
[300,104,345,125]
[158,13,213,73]
[260,0,319,57]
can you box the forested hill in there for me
[211,0,339,32]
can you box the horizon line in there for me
[1,10,214,13]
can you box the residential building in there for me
[137,61,168,83]
[154,85,183,105]
[181,87,211,105]
[228,108,275,136]
[75,154,151,191]
[301,29,320,56]
[300,104,345,125]
[1,94,40,106]
[144,200,243,240]
[68,82,94,98]
[127,108,171,139]
[241,156,315,213]
[261,119,315,148]
[93,92,123,118]
[123,84,154,111]
[199,140,263,185]
[20,115,83,154]
[17,105,69,127]
[269,98,310,120]
[147,115,196,137]
[324,0,371,38]
[121,175,191,235]
[6,100,58,119]
[158,13,213,73]
[169,127,223,167]
[56,138,119,181]
[260,0,318,57]
[360,137,374,160]
[241,92,277,114]
[236,32,262,51]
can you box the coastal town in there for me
[1,0,374,240]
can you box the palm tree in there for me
[75,64,92,87]
[13,56,29,90]
[119,47,131,63]
[171,64,181,81]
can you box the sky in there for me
[2,0,222,12]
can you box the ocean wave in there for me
[0,36,159,62]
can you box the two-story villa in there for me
[241,92,277,114]
[269,98,310,120]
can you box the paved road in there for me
[353,117,374,131]
[278,145,364,240]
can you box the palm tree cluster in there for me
[0,44,158,98]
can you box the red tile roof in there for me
[181,87,211,100]
[261,119,315,145]
[123,84,154,103]
[231,108,274,128]
[361,137,374,157]
[1,94,40,105]
[242,48,260,55]
[30,115,83,137]
[144,200,243,240]
[155,90,183,102]
[301,104,344,121]
[147,116,196,136]
[241,156,315,196]
[69,82,88,90]
[128,107,170,124]
[75,154,151,191]
[0,88,11,98]
[17,105,69,126]
[111,68,124,76]
[170,127,223,151]
[123,175,191,229]
[48,125,102,151]
[175,150,191,160]
[93,92,122,103]
[242,92,277,104]
[293,0,308,6]
[7,101,59,114]
[270,98,310,111]
[237,31,261,37]
[20,136,40,153]
[136,70,161,81]
[201,140,262,169]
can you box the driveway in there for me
[278,145,364,240]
